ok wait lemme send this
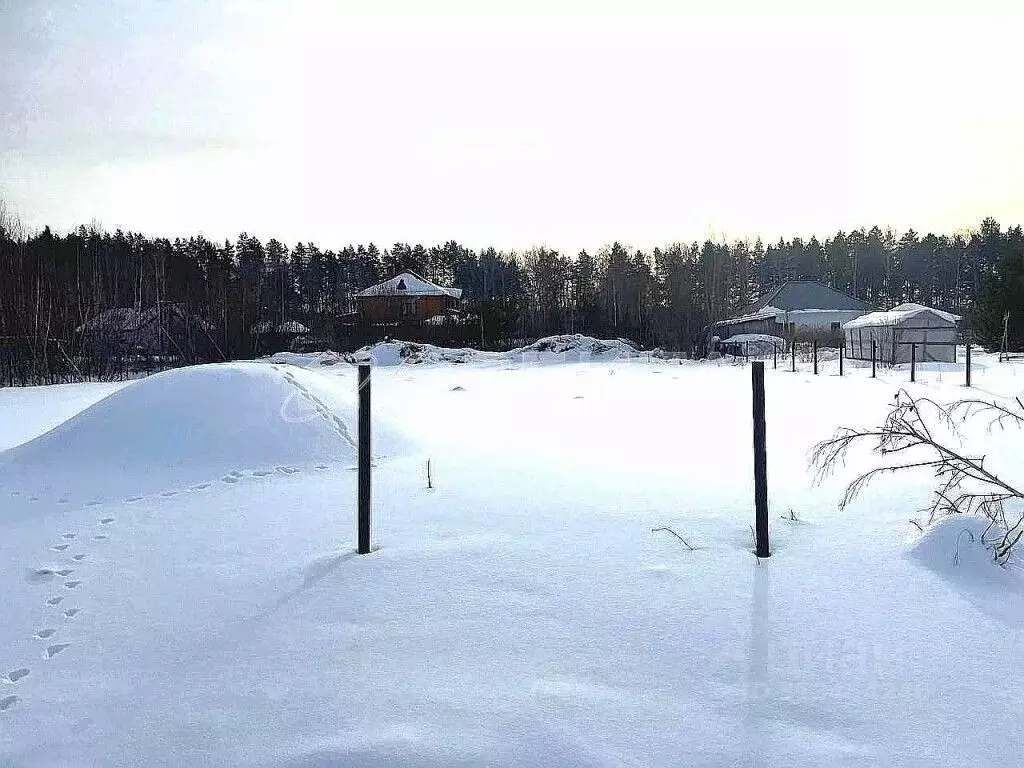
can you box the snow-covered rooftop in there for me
[252,320,311,335]
[843,303,961,329]
[75,305,212,334]
[356,271,463,300]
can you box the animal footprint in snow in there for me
[57,497,69,504]
[450,385,465,392]
[63,609,80,619]
[191,483,211,491]
[93,535,108,541]
[221,475,239,484]
[71,554,86,561]
[251,470,273,477]
[64,581,82,589]
[100,518,114,525]
[124,496,143,503]
[0,695,18,711]
[62,533,76,540]
[46,644,70,658]
[26,569,56,584]
[160,490,178,498]
[35,628,56,639]
[52,544,70,552]
[86,500,102,507]
[46,596,64,606]
[55,569,73,577]
[6,668,29,683]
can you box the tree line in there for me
[0,196,1021,383]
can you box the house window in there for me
[831,322,841,331]
[400,299,418,318]
[396,279,407,290]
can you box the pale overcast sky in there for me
[1,0,1022,252]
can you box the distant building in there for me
[355,271,463,324]
[843,303,961,364]
[75,304,212,359]
[713,281,871,341]
[251,319,312,354]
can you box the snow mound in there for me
[513,335,639,360]
[351,335,640,367]
[351,341,501,366]
[262,350,345,368]
[0,362,403,506]
[909,515,1005,581]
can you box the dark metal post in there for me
[358,364,372,554]
[791,342,796,372]
[966,343,972,387]
[751,362,770,558]
[871,340,877,378]
[839,343,844,376]
[910,343,916,383]
[773,343,777,370]
[813,340,818,375]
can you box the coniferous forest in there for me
[1,196,1022,384]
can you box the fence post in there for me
[358,364,372,554]
[872,340,877,378]
[791,342,796,372]
[751,362,770,558]
[813,340,818,375]
[965,343,972,387]
[839,343,844,376]
[773,343,778,370]
[910,343,916,383]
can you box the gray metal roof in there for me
[740,280,871,315]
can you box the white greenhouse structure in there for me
[843,303,961,364]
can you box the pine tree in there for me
[974,225,1024,350]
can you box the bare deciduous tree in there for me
[811,389,1024,563]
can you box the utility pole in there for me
[852,249,858,299]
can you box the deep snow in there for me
[0,363,404,512]
[1,344,1023,766]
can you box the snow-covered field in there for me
[1,341,1023,767]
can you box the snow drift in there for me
[0,362,401,507]
[909,515,1013,582]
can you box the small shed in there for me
[251,319,312,353]
[843,303,961,364]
